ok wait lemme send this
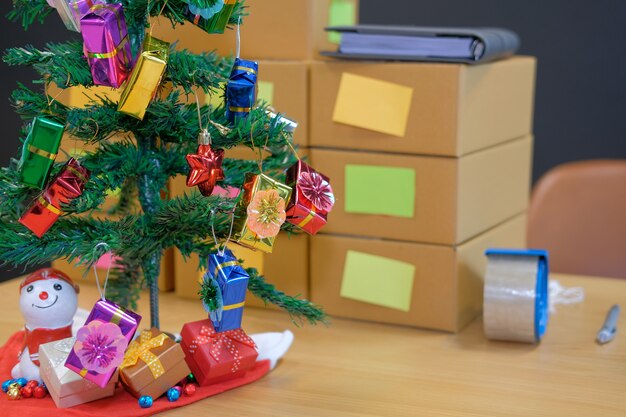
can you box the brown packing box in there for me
[310,57,536,157]
[169,176,309,307]
[120,328,191,398]
[256,61,309,146]
[151,0,359,60]
[310,135,532,245]
[311,214,527,332]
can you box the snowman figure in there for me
[11,268,79,383]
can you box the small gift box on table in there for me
[205,249,250,332]
[40,337,118,408]
[119,328,190,398]
[81,3,133,88]
[285,160,335,235]
[232,173,292,253]
[118,35,170,120]
[226,58,258,124]
[186,0,237,34]
[52,0,102,32]
[65,299,141,388]
[18,116,64,189]
[20,158,90,238]
[180,320,258,386]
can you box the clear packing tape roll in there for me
[483,249,549,343]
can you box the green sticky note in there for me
[257,81,274,105]
[345,165,416,218]
[340,250,415,312]
[328,0,356,44]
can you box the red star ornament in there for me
[186,143,225,196]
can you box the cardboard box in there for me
[256,60,308,146]
[170,176,309,306]
[310,214,527,332]
[152,0,359,60]
[310,135,532,245]
[310,57,536,157]
[173,232,309,308]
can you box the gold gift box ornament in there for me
[118,35,170,120]
[232,173,292,253]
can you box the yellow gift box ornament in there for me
[118,35,170,120]
[232,173,292,253]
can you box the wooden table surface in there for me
[0,273,624,416]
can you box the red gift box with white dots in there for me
[180,320,258,387]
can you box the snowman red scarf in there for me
[19,325,73,366]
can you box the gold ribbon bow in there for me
[119,330,168,379]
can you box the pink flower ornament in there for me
[73,320,128,373]
[246,189,287,238]
[299,171,335,212]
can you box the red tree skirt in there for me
[0,331,271,416]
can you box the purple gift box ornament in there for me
[65,299,141,388]
[80,3,133,88]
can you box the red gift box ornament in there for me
[20,158,90,238]
[285,160,335,235]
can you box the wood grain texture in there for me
[0,274,624,416]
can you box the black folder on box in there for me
[322,25,520,64]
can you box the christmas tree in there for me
[1,0,326,329]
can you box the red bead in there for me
[33,386,47,399]
[20,387,33,398]
[26,380,38,389]
[183,384,197,396]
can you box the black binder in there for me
[323,25,520,64]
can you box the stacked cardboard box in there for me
[309,57,536,331]
[153,0,360,304]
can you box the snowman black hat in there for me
[19,268,80,294]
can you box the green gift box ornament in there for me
[18,116,65,189]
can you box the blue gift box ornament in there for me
[204,248,250,332]
[225,58,258,124]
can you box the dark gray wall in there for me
[360,0,626,182]
[1,2,625,280]
[0,3,70,281]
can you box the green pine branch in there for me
[247,268,328,326]
[9,0,247,32]
[3,42,234,93]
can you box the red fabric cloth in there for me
[0,331,270,416]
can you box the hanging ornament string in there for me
[236,16,241,59]
[194,91,211,135]
[248,122,264,173]
[284,134,300,161]
[210,208,235,256]
[92,242,113,301]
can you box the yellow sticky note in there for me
[206,82,226,108]
[257,81,274,106]
[340,250,415,312]
[333,73,413,137]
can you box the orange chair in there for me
[527,160,626,279]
